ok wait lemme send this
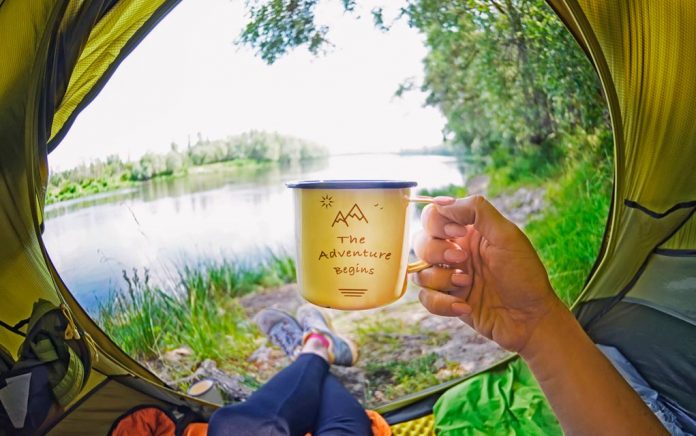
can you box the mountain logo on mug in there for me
[332,203,368,227]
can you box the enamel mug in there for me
[286,180,430,310]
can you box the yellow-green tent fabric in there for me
[0,0,694,434]
[552,0,696,416]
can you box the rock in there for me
[490,187,545,227]
[162,346,193,364]
[466,175,490,195]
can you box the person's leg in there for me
[315,373,372,436]
[295,304,370,435]
[208,349,329,436]
[208,310,331,436]
[208,306,365,436]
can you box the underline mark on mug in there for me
[339,288,367,297]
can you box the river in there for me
[43,154,463,311]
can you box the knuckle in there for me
[413,232,428,257]
[470,194,487,207]
[423,241,441,263]
[418,289,432,306]
[420,204,433,225]
[412,271,426,287]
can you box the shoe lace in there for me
[269,321,299,357]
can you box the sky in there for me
[49,0,447,170]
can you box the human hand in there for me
[412,195,564,354]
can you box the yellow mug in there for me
[286,180,431,310]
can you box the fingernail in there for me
[433,196,455,205]
[444,248,467,263]
[444,223,467,237]
[451,302,471,315]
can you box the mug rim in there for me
[286,179,417,189]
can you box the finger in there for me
[451,272,472,288]
[413,267,470,294]
[413,232,467,265]
[435,195,515,245]
[418,288,472,317]
[420,204,457,239]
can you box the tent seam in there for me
[624,199,696,218]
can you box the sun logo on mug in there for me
[320,195,334,209]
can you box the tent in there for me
[0,0,694,434]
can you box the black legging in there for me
[207,353,372,436]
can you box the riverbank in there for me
[47,131,328,204]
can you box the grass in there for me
[525,154,612,305]
[97,252,296,373]
[364,353,455,401]
[355,317,455,404]
[179,252,296,299]
[355,317,449,348]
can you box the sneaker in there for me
[253,308,303,358]
[296,304,359,366]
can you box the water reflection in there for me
[45,158,328,218]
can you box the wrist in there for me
[518,298,578,363]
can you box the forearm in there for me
[520,301,666,436]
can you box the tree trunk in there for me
[504,0,554,148]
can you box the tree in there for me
[237,0,608,170]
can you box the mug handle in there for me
[407,259,430,273]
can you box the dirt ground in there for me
[239,283,510,407]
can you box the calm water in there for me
[43,154,463,310]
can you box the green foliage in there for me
[237,0,608,175]
[239,0,356,63]
[356,316,453,403]
[525,133,613,305]
[364,353,455,401]
[416,184,468,209]
[46,154,131,204]
[47,131,328,204]
[417,184,468,199]
[485,141,563,196]
[97,252,297,363]
[408,0,607,171]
